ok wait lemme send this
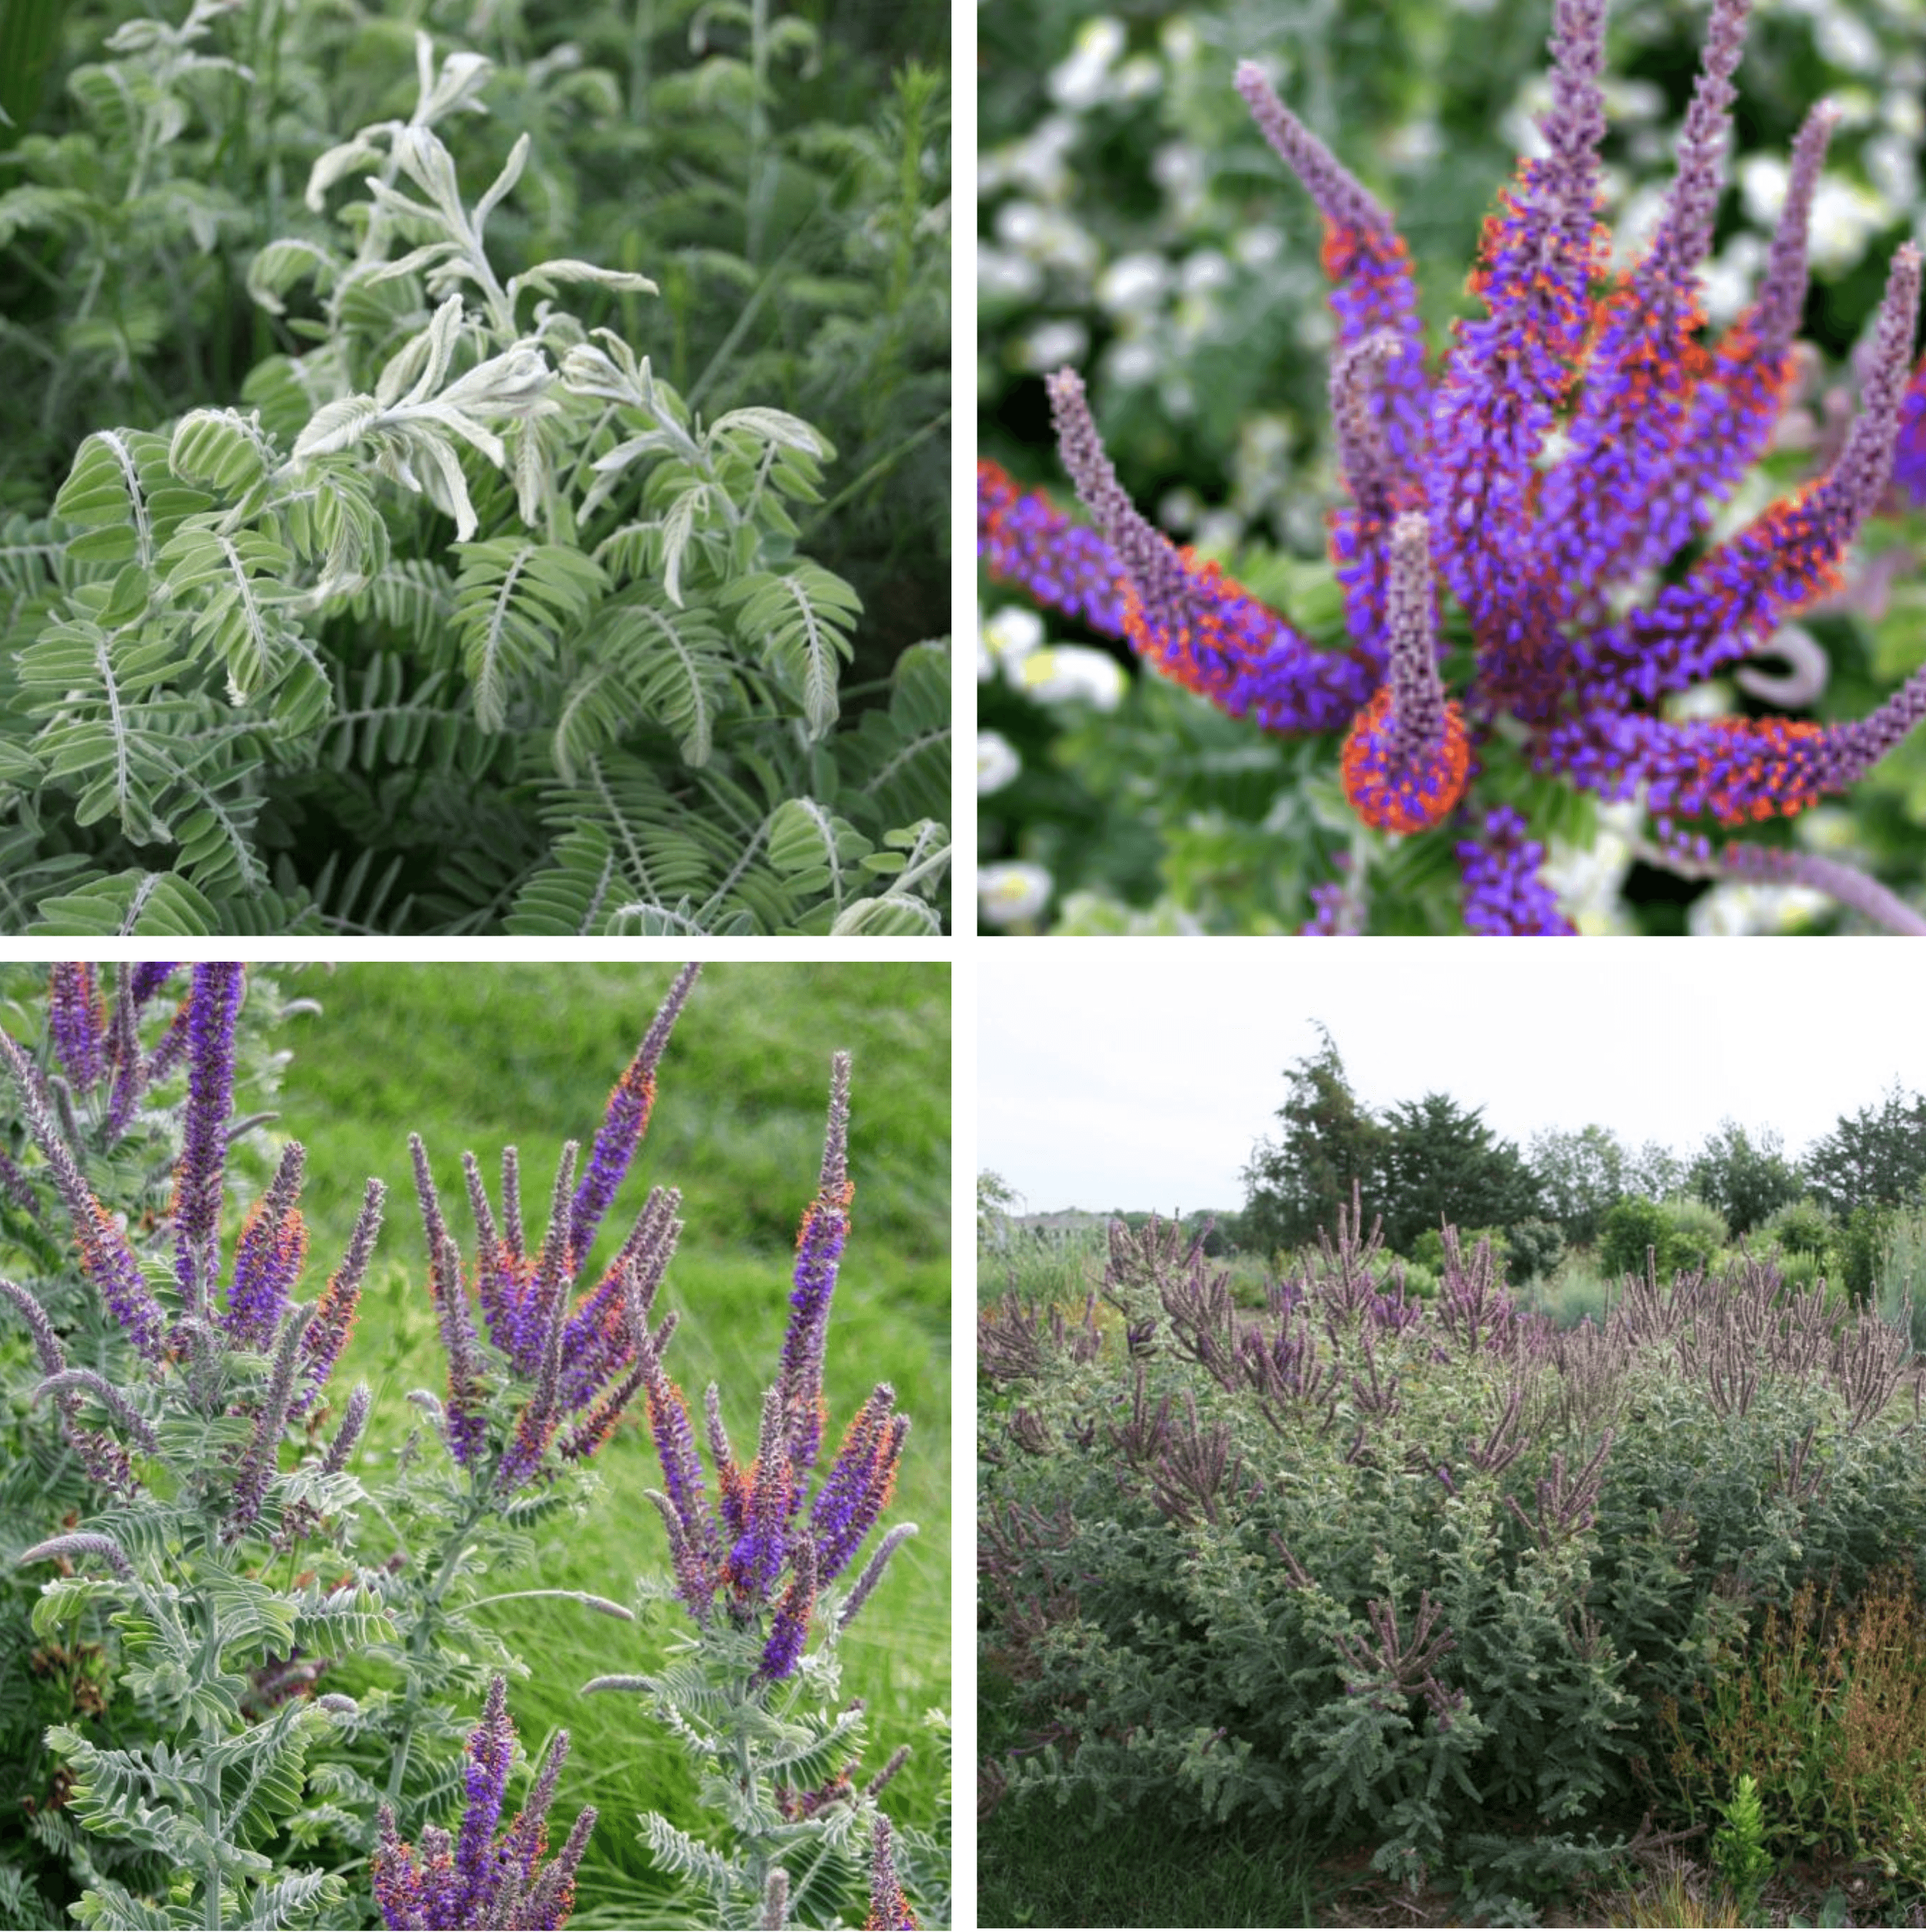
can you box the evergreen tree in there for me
[1240,1024,1388,1254]
[1378,1093,1541,1253]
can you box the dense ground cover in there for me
[1,963,949,1928]
[980,1208,1926,1926]
[978,0,1926,934]
[0,0,950,934]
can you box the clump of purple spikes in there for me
[979,0,1926,932]
[372,1675,596,1932]
[633,1053,913,1683]
[0,962,385,1536]
[408,966,698,1493]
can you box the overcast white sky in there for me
[979,944,1919,1213]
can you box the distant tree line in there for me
[1230,1025,1926,1289]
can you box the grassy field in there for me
[262,962,951,1928]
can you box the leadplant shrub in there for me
[0,4,950,936]
[0,963,944,1928]
[980,1199,1926,1902]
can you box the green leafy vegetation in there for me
[0,1,950,934]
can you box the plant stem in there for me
[384,1487,490,1805]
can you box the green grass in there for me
[978,1662,1327,1928]
[262,962,949,1928]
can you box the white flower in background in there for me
[1115,56,1162,101]
[1106,339,1160,386]
[1690,882,1833,935]
[978,246,1043,303]
[1815,4,1879,73]
[982,116,1079,200]
[1544,801,1640,935]
[1742,153,1888,273]
[1017,320,1091,372]
[1049,17,1124,109]
[1180,249,1232,296]
[978,731,1022,795]
[1797,806,1859,854]
[1152,141,1208,221]
[980,861,1053,927]
[1017,645,1126,709]
[1096,252,1171,317]
[1702,234,1766,327]
[1865,132,1917,211]
[993,201,1100,276]
[983,606,1045,670]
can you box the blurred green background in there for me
[978,0,1926,934]
[269,960,949,1928]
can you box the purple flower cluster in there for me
[408,965,698,1493]
[44,962,182,1140]
[372,1676,596,1932]
[980,0,1926,932]
[636,1053,912,1684]
[0,963,385,1531]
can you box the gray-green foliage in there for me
[587,1594,948,1931]
[0,9,950,936]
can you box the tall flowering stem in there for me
[5,962,393,1932]
[173,962,245,1321]
[0,1027,167,1362]
[630,1055,912,1670]
[980,0,1926,933]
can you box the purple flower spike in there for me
[1040,371,1371,735]
[1455,808,1577,936]
[567,962,698,1262]
[980,1,1926,931]
[455,1676,515,1914]
[221,1141,309,1349]
[864,1813,917,1931]
[1233,64,1430,473]
[48,964,108,1095]
[322,1383,371,1475]
[103,978,145,1142]
[294,1178,385,1420]
[226,1303,314,1541]
[0,1030,166,1362]
[779,1052,855,1482]
[728,1385,795,1605]
[494,1144,581,1495]
[810,1385,907,1585]
[633,1307,717,1620]
[1538,0,1752,615]
[434,1233,486,1469]
[755,1534,817,1687]
[172,963,245,1318]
